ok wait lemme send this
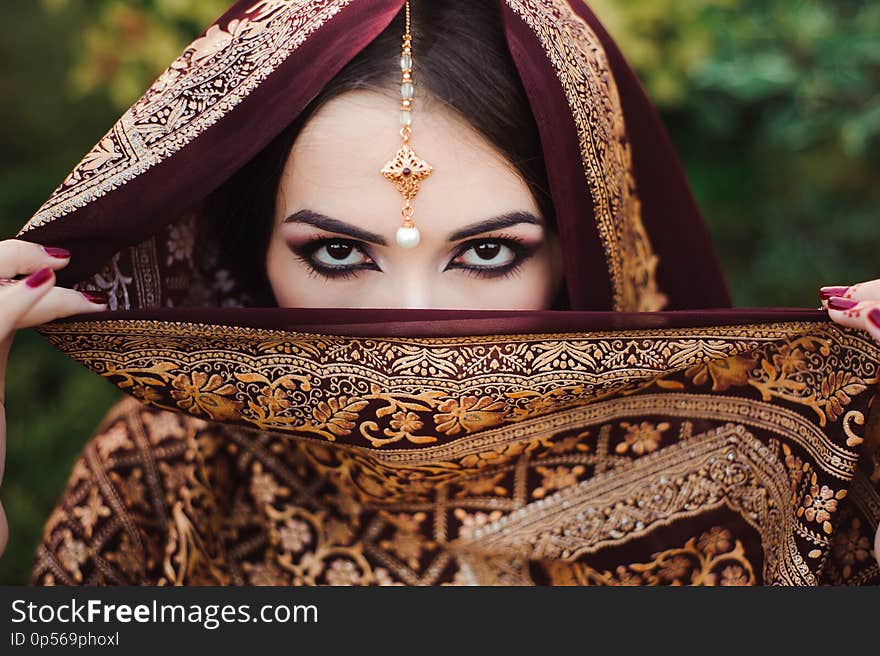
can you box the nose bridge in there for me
[400,269,432,308]
[383,262,434,309]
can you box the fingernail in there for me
[42,246,71,259]
[25,267,53,288]
[819,286,850,301]
[869,308,880,329]
[80,290,109,304]
[828,296,858,311]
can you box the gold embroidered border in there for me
[450,424,812,584]
[18,0,354,234]
[504,0,664,310]
[34,318,879,450]
[351,392,858,477]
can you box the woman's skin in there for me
[265,90,564,309]
[0,89,878,565]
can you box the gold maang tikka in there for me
[381,0,433,249]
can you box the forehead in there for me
[277,90,540,227]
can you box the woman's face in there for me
[265,90,563,310]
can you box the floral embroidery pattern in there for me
[615,420,670,455]
[540,527,757,586]
[435,396,508,436]
[171,372,242,420]
[72,488,111,539]
[28,317,880,586]
[31,374,880,586]
[797,472,847,535]
[684,335,874,428]
[830,517,873,579]
[37,319,880,460]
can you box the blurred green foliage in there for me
[1,0,877,583]
[593,0,880,304]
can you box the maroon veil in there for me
[16,0,730,314]
[18,0,880,585]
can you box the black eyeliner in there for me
[445,235,539,279]
[288,237,379,280]
[289,235,539,282]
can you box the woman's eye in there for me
[312,240,370,267]
[455,240,516,268]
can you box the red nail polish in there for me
[869,308,880,329]
[42,246,71,259]
[827,296,858,311]
[819,286,849,301]
[25,267,53,288]
[80,291,109,304]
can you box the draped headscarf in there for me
[21,0,880,586]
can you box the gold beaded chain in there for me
[380,0,433,249]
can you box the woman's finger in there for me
[0,239,70,279]
[0,498,8,558]
[14,285,107,329]
[825,297,880,331]
[862,304,880,345]
[0,267,58,338]
[819,278,880,309]
[875,522,880,565]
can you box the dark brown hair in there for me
[199,0,557,306]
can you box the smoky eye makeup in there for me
[287,236,379,280]
[444,232,541,279]
[285,228,543,282]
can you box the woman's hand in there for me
[820,279,880,564]
[0,239,108,558]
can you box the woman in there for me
[1,0,879,585]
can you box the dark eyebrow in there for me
[446,211,543,242]
[283,208,543,245]
[283,209,388,246]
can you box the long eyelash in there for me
[449,233,538,280]
[450,233,527,260]
[459,258,528,280]
[468,232,526,247]
[289,237,376,280]
[298,259,362,281]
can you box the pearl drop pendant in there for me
[395,225,421,249]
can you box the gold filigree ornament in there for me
[380,0,433,249]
